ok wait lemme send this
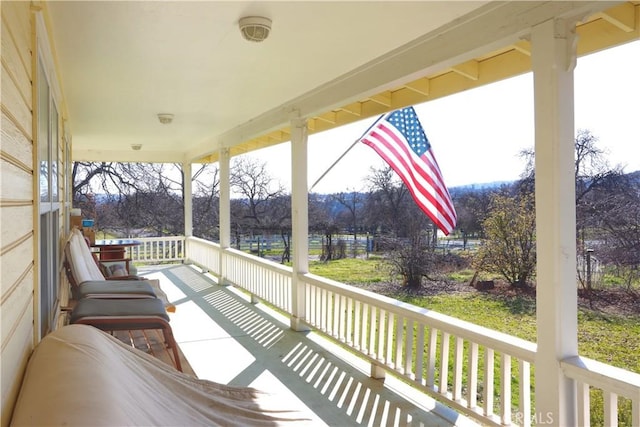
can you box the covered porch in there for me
[16,1,638,425]
[126,236,640,427]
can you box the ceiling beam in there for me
[404,78,430,96]
[596,2,636,32]
[368,91,392,107]
[512,40,532,56]
[316,111,338,124]
[451,60,479,80]
[340,102,363,117]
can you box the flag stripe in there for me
[375,122,456,222]
[363,132,456,233]
[363,132,456,231]
[360,107,457,235]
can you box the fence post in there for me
[586,248,593,290]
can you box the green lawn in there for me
[309,257,388,284]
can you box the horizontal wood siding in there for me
[1,114,32,166]
[1,52,32,141]
[0,307,33,426]
[0,208,33,246]
[1,236,34,300]
[0,1,34,426]
[1,16,32,118]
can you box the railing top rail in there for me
[187,236,292,276]
[562,355,640,398]
[186,236,218,246]
[223,246,292,275]
[302,272,537,362]
[133,236,186,242]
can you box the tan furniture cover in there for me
[11,325,311,426]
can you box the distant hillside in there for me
[449,169,640,194]
[450,180,514,192]
[627,170,640,182]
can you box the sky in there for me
[246,40,640,194]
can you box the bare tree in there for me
[518,129,626,264]
[72,162,142,226]
[230,157,285,225]
[332,190,363,257]
[308,193,341,261]
[582,172,640,291]
[72,161,220,238]
[191,164,220,240]
[363,165,408,238]
[361,164,442,286]
[379,202,437,288]
[72,161,142,198]
[450,187,495,243]
[573,130,623,203]
[230,156,288,257]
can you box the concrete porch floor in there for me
[138,263,478,427]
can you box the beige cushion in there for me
[108,263,128,277]
[69,228,105,283]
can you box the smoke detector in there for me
[239,16,272,42]
[157,113,174,124]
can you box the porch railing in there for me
[129,236,185,264]
[186,237,292,313]
[150,236,640,426]
[561,356,640,427]
[301,272,536,427]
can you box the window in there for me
[38,61,49,203]
[37,51,60,338]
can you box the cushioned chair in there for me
[70,298,182,372]
[64,228,157,300]
[64,228,182,371]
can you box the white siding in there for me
[0,2,66,425]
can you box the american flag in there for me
[360,107,457,235]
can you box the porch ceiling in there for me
[46,1,639,164]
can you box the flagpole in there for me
[308,114,385,192]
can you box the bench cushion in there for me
[71,298,170,324]
[73,280,156,300]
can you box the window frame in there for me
[35,11,63,339]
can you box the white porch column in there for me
[183,162,193,237]
[531,18,578,426]
[219,148,231,284]
[290,116,310,332]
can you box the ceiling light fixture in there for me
[239,16,272,42]
[157,113,174,124]
[131,144,142,151]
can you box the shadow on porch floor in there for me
[138,264,478,427]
